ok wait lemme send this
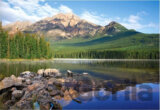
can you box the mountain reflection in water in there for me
[0,59,159,109]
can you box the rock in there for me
[57,78,65,83]
[54,95,62,100]
[48,78,56,85]
[5,100,15,108]
[50,90,59,96]
[64,90,72,101]
[37,69,44,76]
[26,79,32,85]
[83,72,88,75]
[13,99,33,110]
[37,90,53,110]
[40,103,50,110]
[27,83,39,91]
[64,94,72,101]
[0,75,22,91]
[69,88,78,99]
[17,77,25,82]
[47,84,56,92]
[11,87,17,91]
[12,90,23,99]
[67,70,73,77]
[20,71,35,79]
[61,86,67,92]
[44,69,61,77]
[20,71,30,76]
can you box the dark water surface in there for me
[0,59,159,109]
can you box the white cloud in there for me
[59,5,72,13]
[0,0,73,25]
[80,11,111,26]
[120,13,158,30]
[80,11,158,31]
[128,15,140,24]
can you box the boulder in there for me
[20,71,35,78]
[20,71,30,76]
[44,69,61,77]
[37,69,44,76]
[67,70,73,77]
[0,75,22,91]
[12,90,23,99]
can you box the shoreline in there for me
[0,58,158,62]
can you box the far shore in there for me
[0,58,158,62]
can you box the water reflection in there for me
[0,59,159,109]
[61,83,159,109]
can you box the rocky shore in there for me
[0,69,98,110]
[0,68,137,110]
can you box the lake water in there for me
[0,59,159,109]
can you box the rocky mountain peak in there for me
[53,13,80,20]
[49,13,81,27]
[3,13,128,40]
[104,21,127,34]
[107,21,118,26]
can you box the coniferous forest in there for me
[0,22,52,59]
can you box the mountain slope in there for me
[51,30,159,59]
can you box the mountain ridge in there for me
[3,13,129,40]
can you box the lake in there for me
[0,59,159,109]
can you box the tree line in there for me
[54,50,159,59]
[0,22,52,59]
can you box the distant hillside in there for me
[51,30,159,59]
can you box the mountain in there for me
[23,13,105,40]
[3,13,129,40]
[1,13,159,59]
[3,21,32,35]
[103,21,128,35]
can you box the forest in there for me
[0,22,52,59]
[53,50,159,59]
[51,31,159,59]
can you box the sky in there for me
[0,0,159,33]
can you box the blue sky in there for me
[0,0,159,33]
